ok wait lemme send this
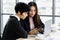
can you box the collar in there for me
[13,15,20,21]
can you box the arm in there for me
[40,20,45,29]
[38,20,45,34]
[28,28,38,35]
[12,19,28,38]
[36,15,45,34]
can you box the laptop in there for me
[43,20,52,37]
[36,20,52,38]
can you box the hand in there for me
[28,28,38,35]
[38,27,44,33]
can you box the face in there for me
[29,6,36,17]
[21,12,28,19]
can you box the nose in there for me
[31,11,35,15]
[26,14,28,17]
[25,13,28,17]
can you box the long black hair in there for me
[28,2,41,28]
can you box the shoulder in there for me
[10,16,18,21]
[24,16,29,22]
[7,16,18,24]
[38,15,40,19]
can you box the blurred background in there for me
[0,0,60,37]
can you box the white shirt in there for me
[29,17,35,30]
[13,15,20,21]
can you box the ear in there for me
[18,11,21,15]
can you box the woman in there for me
[24,2,45,35]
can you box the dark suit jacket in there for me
[0,36,1,40]
[20,16,45,34]
[2,16,27,40]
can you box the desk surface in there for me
[16,24,60,40]
[16,30,60,40]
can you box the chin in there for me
[21,18,25,20]
[31,16,34,17]
[23,18,25,20]
[23,18,26,20]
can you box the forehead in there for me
[30,6,36,9]
[22,12,28,14]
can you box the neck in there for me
[29,17,32,18]
[16,14,24,20]
[15,14,20,18]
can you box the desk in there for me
[16,24,60,40]
[16,31,60,40]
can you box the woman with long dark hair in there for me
[24,2,45,35]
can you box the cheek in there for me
[29,11,32,15]
[30,12,36,16]
[24,14,27,17]
[33,12,36,15]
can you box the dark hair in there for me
[15,2,29,14]
[28,2,41,28]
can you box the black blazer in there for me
[21,16,45,34]
[0,36,1,40]
[2,16,27,40]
